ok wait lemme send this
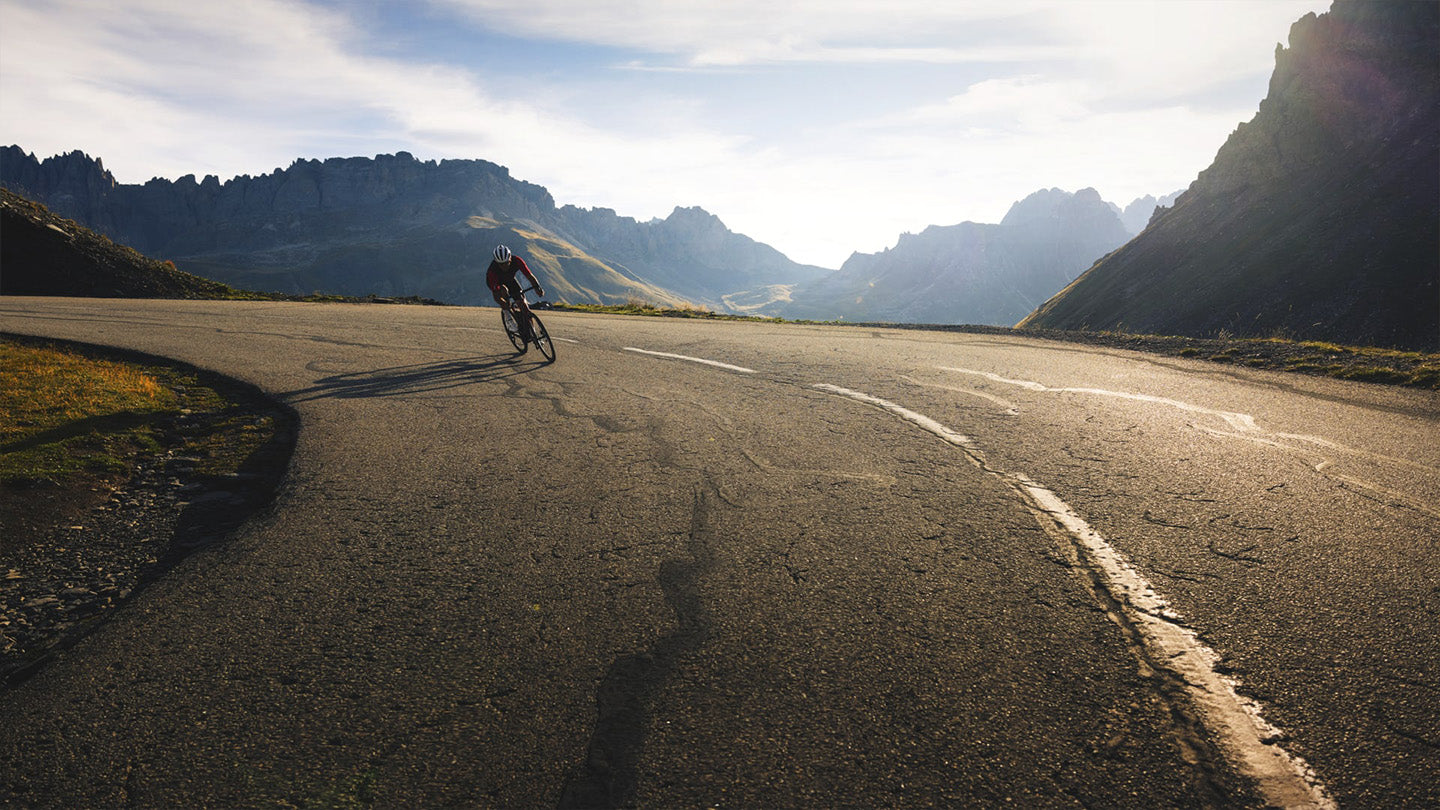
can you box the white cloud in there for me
[0,0,745,187]
[438,0,1325,97]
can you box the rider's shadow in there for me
[282,353,544,402]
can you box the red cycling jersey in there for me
[486,255,539,295]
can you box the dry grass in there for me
[1,342,176,433]
[0,341,182,484]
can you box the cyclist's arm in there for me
[514,256,544,296]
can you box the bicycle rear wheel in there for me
[530,313,556,362]
[501,308,526,352]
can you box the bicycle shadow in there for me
[282,352,544,403]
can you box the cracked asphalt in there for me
[1,297,1436,808]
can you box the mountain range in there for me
[0,145,1176,327]
[0,147,827,311]
[1021,0,1439,351]
[777,188,1139,325]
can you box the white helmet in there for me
[493,244,512,263]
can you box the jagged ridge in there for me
[0,147,825,309]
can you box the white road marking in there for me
[939,366,1262,430]
[554,337,580,344]
[812,382,1335,810]
[900,374,1020,415]
[623,347,755,374]
[812,385,976,450]
[1201,429,1440,521]
[942,365,1440,518]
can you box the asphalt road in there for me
[1,297,1436,808]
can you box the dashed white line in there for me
[900,374,1020,415]
[812,382,1335,810]
[623,347,755,374]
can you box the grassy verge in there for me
[1250,338,1440,388]
[213,290,449,305]
[1,339,277,486]
[1,336,284,548]
[1,340,180,487]
[2,336,294,683]
[1055,331,1440,390]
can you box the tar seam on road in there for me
[622,347,755,374]
[812,382,1336,810]
[558,482,719,809]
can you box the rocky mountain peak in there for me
[1118,191,1183,235]
[1020,0,1439,350]
[662,205,724,230]
[1000,187,1118,230]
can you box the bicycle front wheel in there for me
[501,308,526,352]
[530,313,556,362]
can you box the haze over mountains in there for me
[778,188,1142,326]
[1022,0,1439,350]
[1113,193,1183,236]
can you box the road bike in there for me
[500,286,556,362]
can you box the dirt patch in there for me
[0,472,126,558]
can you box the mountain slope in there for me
[780,188,1132,325]
[0,148,824,309]
[0,188,239,299]
[1021,0,1439,350]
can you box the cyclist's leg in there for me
[505,278,532,340]
[489,280,510,310]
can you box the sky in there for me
[0,0,1331,268]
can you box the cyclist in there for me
[486,244,545,339]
